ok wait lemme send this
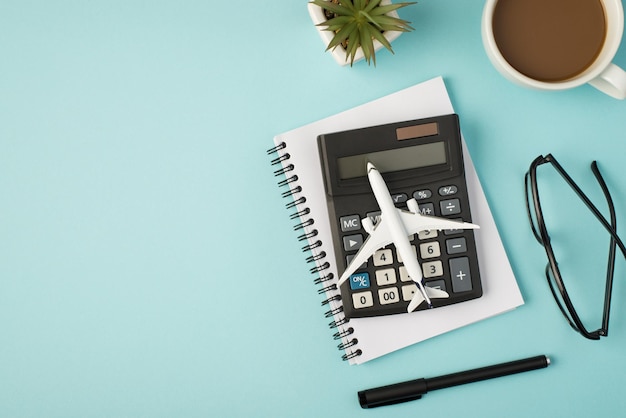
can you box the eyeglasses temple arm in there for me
[553,159,626,257]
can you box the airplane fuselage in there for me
[367,163,432,306]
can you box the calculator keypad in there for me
[338,183,482,318]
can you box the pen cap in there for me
[358,378,427,408]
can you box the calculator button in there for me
[419,241,441,259]
[339,215,361,232]
[392,193,408,204]
[449,257,473,292]
[375,268,397,286]
[446,237,467,254]
[373,248,393,266]
[413,189,432,200]
[352,291,374,309]
[397,245,417,263]
[438,185,458,196]
[443,219,465,235]
[366,211,381,224]
[399,266,411,282]
[426,279,447,292]
[418,203,435,216]
[378,287,400,305]
[401,284,418,301]
[349,273,370,290]
[422,260,444,278]
[440,198,461,216]
[346,254,367,270]
[418,229,438,240]
[343,234,363,251]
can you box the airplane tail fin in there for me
[425,286,449,300]
[407,285,450,313]
[407,291,425,313]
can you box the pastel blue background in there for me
[2,1,626,417]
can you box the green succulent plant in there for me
[310,0,415,66]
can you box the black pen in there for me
[358,354,551,408]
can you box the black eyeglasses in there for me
[525,154,626,340]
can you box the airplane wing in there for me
[337,217,393,287]
[338,209,478,287]
[399,210,479,235]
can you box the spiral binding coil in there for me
[268,141,361,362]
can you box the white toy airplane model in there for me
[337,162,480,313]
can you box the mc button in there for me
[339,215,361,232]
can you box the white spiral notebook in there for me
[268,77,524,365]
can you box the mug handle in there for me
[588,63,626,99]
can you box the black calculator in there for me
[317,114,482,319]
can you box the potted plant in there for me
[308,0,416,66]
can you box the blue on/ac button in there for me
[349,273,370,290]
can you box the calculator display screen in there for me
[337,141,447,180]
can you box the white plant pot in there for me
[308,0,404,66]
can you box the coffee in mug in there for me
[482,0,626,99]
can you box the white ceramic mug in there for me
[482,0,626,99]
